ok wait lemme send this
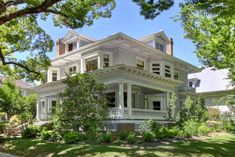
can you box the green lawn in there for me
[1,133,235,157]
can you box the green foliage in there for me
[182,120,200,137]
[40,130,58,141]
[197,123,210,136]
[63,131,84,144]
[118,131,129,140]
[177,96,208,125]
[100,132,112,143]
[22,125,39,139]
[142,132,155,142]
[223,120,235,132]
[52,73,108,133]
[178,2,235,82]
[0,81,36,121]
[127,132,137,144]
[167,93,177,120]
[139,119,162,132]
[0,122,7,133]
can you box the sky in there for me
[38,0,201,67]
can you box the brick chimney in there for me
[56,39,65,56]
[167,37,173,56]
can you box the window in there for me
[69,66,77,75]
[51,100,57,113]
[136,58,145,70]
[189,81,193,87]
[153,101,161,110]
[156,42,164,51]
[106,92,115,108]
[86,58,98,72]
[124,92,127,108]
[68,41,77,52]
[152,63,160,75]
[174,72,179,80]
[52,70,57,81]
[165,65,171,78]
[103,54,110,68]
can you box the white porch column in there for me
[127,83,132,119]
[166,92,170,112]
[80,58,84,73]
[36,100,40,121]
[118,82,124,117]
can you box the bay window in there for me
[52,70,58,81]
[136,58,145,70]
[103,54,110,68]
[86,57,98,72]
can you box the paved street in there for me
[0,152,18,157]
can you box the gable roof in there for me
[0,75,32,89]
[139,30,170,42]
[62,30,96,42]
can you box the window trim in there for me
[136,57,145,70]
[150,61,161,75]
[152,100,162,111]
[164,63,173,78]
[68,64,78,75]
[102,52,113,68]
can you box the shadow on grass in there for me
[1,134,235,157]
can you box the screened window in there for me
[136,59,145,70]
[152,63,160,75]
[86,58,98,72]
[165,65,171,78]
[103,54,110,68]
[69,66,76,75]
[52,70,57,82]
[106,92,115,108]
[153,101,161,110]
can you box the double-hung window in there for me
[103,54,110,68]
[136,58,145,70]
[156,42,164,52]
[68,66,77,75]
[153,101,161,110]
[52,70,58,82]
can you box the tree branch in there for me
[0,0,61,25]
[0,48,40,77]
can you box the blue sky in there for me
[38,0,201,67]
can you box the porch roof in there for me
[34,64,183,92]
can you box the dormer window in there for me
[156,42,164,52]
[68,41,77,52]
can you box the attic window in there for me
[156,42,164,52]
[68,41,77,52]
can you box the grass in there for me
[0,133,235,157]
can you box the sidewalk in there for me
[0,152,18,157]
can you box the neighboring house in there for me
[0,75,33,96]
[34,30,199,130]
[188,68,235,113]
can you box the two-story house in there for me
[34,30,199,130]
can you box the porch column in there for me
[166,92,170,112]
[127,83,132,119]
[118,82,124,117]
[36,100,40,121]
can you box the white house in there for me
[34,30,199,130]
[188,68,235,113]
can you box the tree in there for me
[0,80,36,120]
[0,0,175,81]
[167,93,177,120]
[52,73,108,133]
[178,1,235,82]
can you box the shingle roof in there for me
[188,68,234,93]
[0,75,32,89]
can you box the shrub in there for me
[198,123,210,135]
[167,127,180,138]
[22,125,39,139]
[208,108,221,121]
[118,131,129,140]
[63,131,84,144]
[183,120,200,137]
[140,119,162,132]
[127,132,136,144]
[9,115,21,126]
[40,130,57,141]
[0,122,7,134]
[142,132,155,142]
[100,132,112,143]
[223,120,235,132]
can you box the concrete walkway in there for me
[0,152,18,157]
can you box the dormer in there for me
[56,30,95,56]
[139,31,173,56]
